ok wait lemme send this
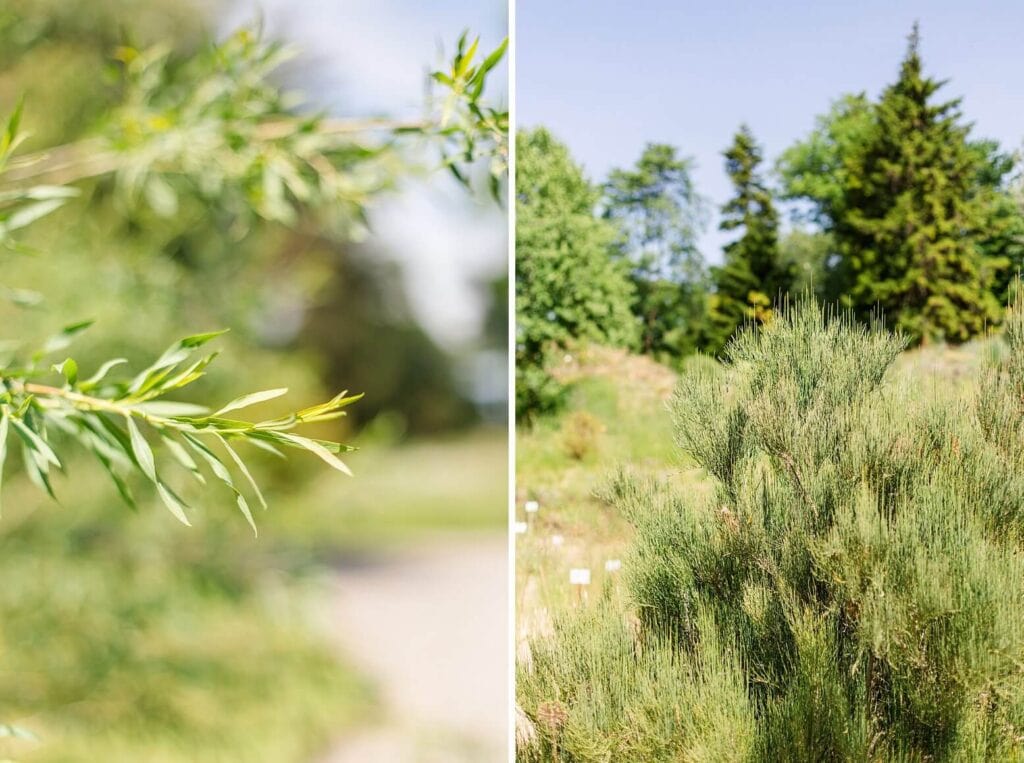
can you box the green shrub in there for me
[515,128,639,423]
[520,291,1024,760]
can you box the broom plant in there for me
[520,289,1024,760]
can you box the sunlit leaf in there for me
[125,416,157,482]
[40,320,93,356]
[156,481,191,526]
[215,388,288,417]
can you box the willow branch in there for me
[0,116,429,188]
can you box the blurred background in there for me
[0,1,507,761]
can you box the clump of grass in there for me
[517,596,756,762]
[519,288,1024,761]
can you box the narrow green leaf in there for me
[181,433,233,483]
[52,357,78,385]
[156,481,191,526]
[162,434,206,485]
[178,330,230,349]
[216,435,267,511]
[134,401,210,417]
[295,390,362,421]
[182,433,256,536]
[278,432,353,476]
[234,492,257,537]
[457,37,479,77]
[2,97,24,153]
[85,436,136,510]
[214,387,288,416]
[81,413,134,465]
[247,438,286,459]
[41,320,93,355]
[125,416,157,482]
[80,358,128,389]
[128,332,227,394]
[10,416,60,469]
[21,442,55,499]
[479,37,508,76]
[157,352,218,394]
[2,197,70,232]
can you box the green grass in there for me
[264,426,507,550]
[515,346,685,635]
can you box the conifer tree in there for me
[708,125,790,353]
[836,26,1000,342]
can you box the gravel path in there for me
[317,535,508,762]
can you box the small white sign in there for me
[514,521,528,534]
[604,559,622,572]
[550,534,564,547]
[569,568,591,585]
[524,500,540,513]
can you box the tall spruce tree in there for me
[709,124,790,353]
[836,26,1000,342]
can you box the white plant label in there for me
[525,500,540,513]
[605,559,622,572]
[569,568,591,585]
[550,534,564,547]
[514,521,528,534]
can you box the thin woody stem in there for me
[12,381,288,436]
[21,381,150,420]
[0,117,430,188]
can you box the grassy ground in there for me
[0,426,504,762]
[265,426,507,551]
[515,346,686,645]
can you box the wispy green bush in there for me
[519,290,1024,760]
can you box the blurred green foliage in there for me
[0,1,507,759]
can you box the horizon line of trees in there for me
[516,25,1024,421]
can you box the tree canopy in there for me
[515,127,638,419]
[602,143,708,358]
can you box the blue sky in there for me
[517,0,1024,262]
